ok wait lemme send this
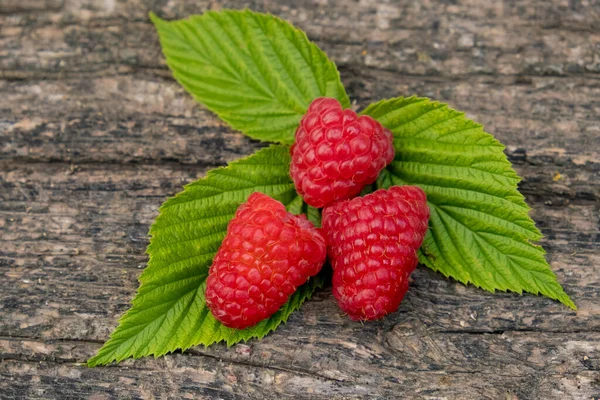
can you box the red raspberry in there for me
[205,192,327,329]
[322,186,430,321]
[290,98,395,208]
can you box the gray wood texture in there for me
[1,0,599,399]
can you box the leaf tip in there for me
[149,11,166,27]
[86,355,103,368]
[561,295,577,311]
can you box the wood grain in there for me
[1,0,599,398]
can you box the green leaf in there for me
[150,10,349,144]
[362,97,575,310]
[88,145,324,366]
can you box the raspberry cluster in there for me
[206,98,430,328]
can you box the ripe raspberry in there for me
[290,98,395,208]
[322,186,430,321]
[205,192,327,329]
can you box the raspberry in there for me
[322,186,430,321]
[290,98,395,208]
[205,192,327,329]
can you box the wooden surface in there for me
[1,1,599,399]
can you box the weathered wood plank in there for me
[1,163,597,342]
[1,331,599,399]
[1,0,599,80]
[1,74,599,165]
